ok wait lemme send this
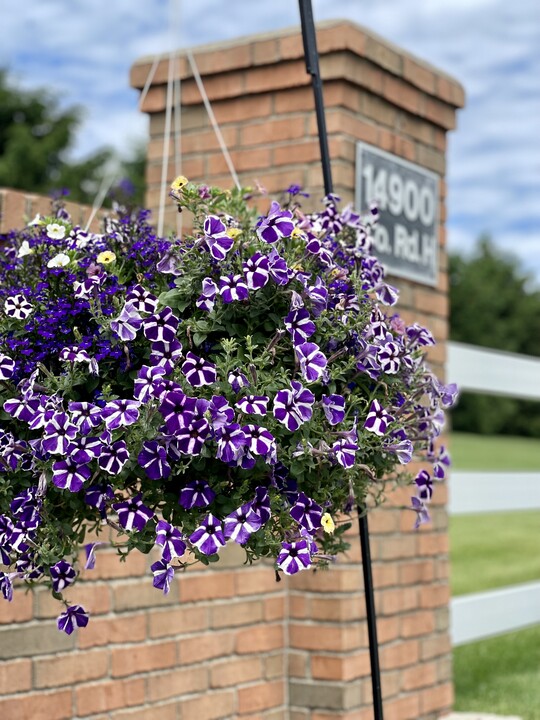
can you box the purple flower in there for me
[410,497,431,529]
[155,520,186,562]
[57,605,89,634]
[322,394,346,425]
[143,306,180,343]
[134,365,167,403]
[243,252,269,290]
[84,542,102,570]
[251,487,271,524]
[306,278,328,316]
[4,294,33,320]
[415,470,433,502]
[267,249,291,285]
[0,572,14,601]
[42,413,78,455]
[179,479,215,509]
[68,402,102,435]
[196,277,218,312]
[276,539,311,575]
[98,440,130,475]
[182,352,217,387]
[113,494,154,531]
[378,342,401,374]
[85,484,114,515]
[219,274,249,303]
[174,418,211,456]
[385,437,414,464]
[290,492,323,532]
[284,309,316,345]
[235,395,268,416]
[68,436,102,464]
[273,381,315,432]
[215,423,247,463]
[204,215,234,260]
[227,369,250,393]
[151,560,175,595]
[433,445,451,479]
[189,513,226,555]
[376,283,399,306]
[256,201,295,243]
[295,342,327,383]
[138,441,171,480]
[102,399,141,430]
[50,559,76,593]
[126,284,159,315]
[242,424,276,458]
[407,323,435,347]
[110,302,142,341]
[223,503,262,544]
[159,391,196,433]
[332,439,358,468]
[364,400,394,437]
[149,339,184,375]
[0,354,15,380]
[52,458,91,492]
[208,395,234,430]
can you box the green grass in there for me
[454,626,540,720]
[450,510,540,596]
[451,431,540,471]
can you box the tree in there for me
[0,69,145,206]
[449,236,540,437]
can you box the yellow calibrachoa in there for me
[321,513,336,534]
[171,175,188,192]
[96,251,116,265]
[226,228,242,239]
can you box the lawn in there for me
[450,431,540,471]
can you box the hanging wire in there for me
[157,51,175,237]
[84,170,117,233]
[138,55,160,111]
[185,48,241,190]
[173,57,183,236]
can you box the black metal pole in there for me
[298,3,384,718]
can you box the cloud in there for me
[2,0,539,279]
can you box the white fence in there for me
[447,341,540,646]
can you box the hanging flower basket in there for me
[0,180,456,634]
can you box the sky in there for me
[2,0,539,277]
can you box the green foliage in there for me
[449,236,540,436]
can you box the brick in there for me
[149,605,208,639]
[179,571,235,602]
[0,623,74,660]
[401,661,438,691]
[372,563,399,589]
[179,690,235,720]
[210,599,264,628]
[147,666,208,702]
[288,567,362,593]
[241,116,307,147]
[274,87,315,115]
[311,652,371,681]
[0,659,32,694]
[420,633,451,660]
[400,611,436,638]
[244,60,308,94]
[365,35,403,75]
[213,95,273,124]
[210,657,263,688]
[113,578,179,610]
[34,649,109,688]
[179,631,235,664]
[290,681,362,711]
[84,550,148,579]
[252,38,281,65]
[236,623,284,654]
[289,651,308,678]
[290,623,366,652]
[403,57,436,95]
[374,535,417,561]
[193,44,252,76]
[265,653,285,680]
[380,639,419,670]
[376,617,400,644]
[116,703,178,720]
[0,587,33,624]
[235,567,282,596]
[111,641,177,677]
[274,140,322,167]
[419,583,450,609]
[76,678,145,716]
[0,690,72,720]
[238,680,284,714]
[419,681,453,713]
[78,613,147,649]
[35,583,111,618]
[378,587,418,615]
[310,596,366,622]
[384,693,420,720]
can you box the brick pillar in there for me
[131,19,464,719]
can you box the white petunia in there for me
[46,223,66,240]
[47,253,70,268]
[17,240,33,258]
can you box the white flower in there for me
[46,223,66,240]
[47,253,71,268]
[17,241,34,258]
[28,214,42,227]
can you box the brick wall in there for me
[0,188,101,234]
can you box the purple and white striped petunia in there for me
[215,424,247,464]
[113,494,154,531]
[295,342,327,383]
[284,308,316,345]
[223,503,262,544]
[273,381,315,432]
[50,559,76,593]
[306,277,328,316]
[364,400,395,437]
[0,354,15,380]
[227,368,250,394]
[98,440,130,475]
[52,458,92,492]
[155,520,186,563]
[189,513,226,555]
[57,605,89,634]
[290,492,323,532]
[134,365,167,403]
[68,436,103,464]
[208,395,235,430]
[267,248,291,285]
[174,418,211,456]
[235,395,269,416]
[179,479,216,509]
[181,352,217,387]
[110,302,142,342]
[142,306,180,343]
[219,274,249,303]
[256,201,295,243]
[276,539,311,575]
[203,215,234,260]
[151,560,174,594]
[196,277,218,312]
[102,399,141,430]
[149,339,184,375]
[242,424,276,458]
[415,470,433,502]
[332,439,358,469]
[84,542,103,570]
[68,402,102,435]
[410,496,431,529]
[138,441,171,480]
[159,391,197,434]
[84,484,114,516]
[42,413,78,455]
[126,284,159,315]
[322,394,346,425]
[251,486,272,524]
[377,342,401,374]
[4,294,33,320]
[243,252,270,290]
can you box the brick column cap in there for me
[130,18,465,122]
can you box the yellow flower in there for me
[321,513,335,534]
[226,228,242,239]
[170,175,188,192]
[291,226,305,239]
[97,251,116,265]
